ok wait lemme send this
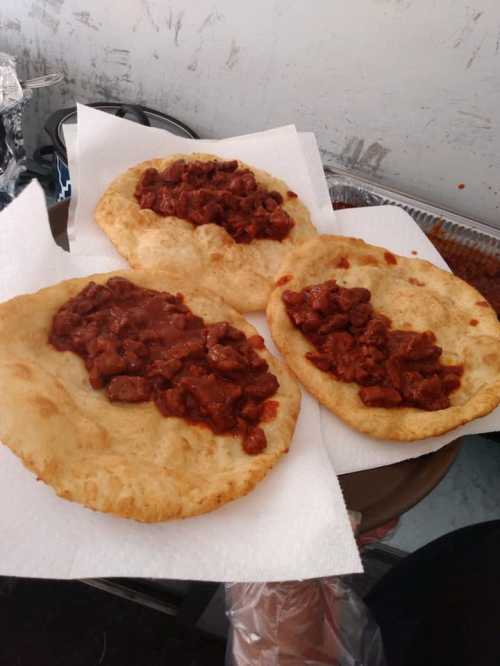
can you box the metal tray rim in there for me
[325,165,500,242]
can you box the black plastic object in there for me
[366,521,500,666]
[40,102,199,201]
[114,104,151,126]
[44,102,198,164]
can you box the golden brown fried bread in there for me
[95,153,317,312]
[0,270,300,521]
[267,235,500,441]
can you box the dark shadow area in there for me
[0,577,225,666]
[366,521,500,666]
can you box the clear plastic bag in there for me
[225,577,386,665]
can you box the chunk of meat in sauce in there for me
[207,344,248,373]
[283,279,463,410]
[108,376,151,402]
[244,373,279,400]
[49,278,280,454]
[359,386,402,407]
[180,374,242,432]
[244,427,267,455]
[330,203,500,319]
[134,159,295,244]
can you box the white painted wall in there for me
[1,0,499,226]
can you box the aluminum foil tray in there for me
[325,167,500,258]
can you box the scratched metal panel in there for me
[1,0,499,226]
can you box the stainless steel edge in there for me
[325,166,500,244]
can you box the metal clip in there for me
[20,72,64,90]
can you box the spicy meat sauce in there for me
[426,233,500,318]
[49,277,279,454]
[283,279,463,410]
[135,159,295,244]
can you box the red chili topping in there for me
[49,278,279,454]
[336,256,350,269]
[282,279,463,410]
[469,319,479,326]
[276,274,292,287]
[384,251,397,265]
[134,159,294,244]
[261,400,279,421]
[248,334,265,349]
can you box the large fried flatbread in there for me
[0,270,300,522]
[267,235,500,441]
[95,153,317,313]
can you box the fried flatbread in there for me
[267,235,500,441]
[95,153,317,312]
[0,270,300,521]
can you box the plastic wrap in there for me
[225,577,385,665]
[0,53,29,208]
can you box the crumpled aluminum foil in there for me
[0,53,30,208]
[0,52,23,112]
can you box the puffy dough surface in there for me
[0,270,300,522]
[95,153,317,313]
[267,235,500,441]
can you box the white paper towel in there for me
[0,180,362,580]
